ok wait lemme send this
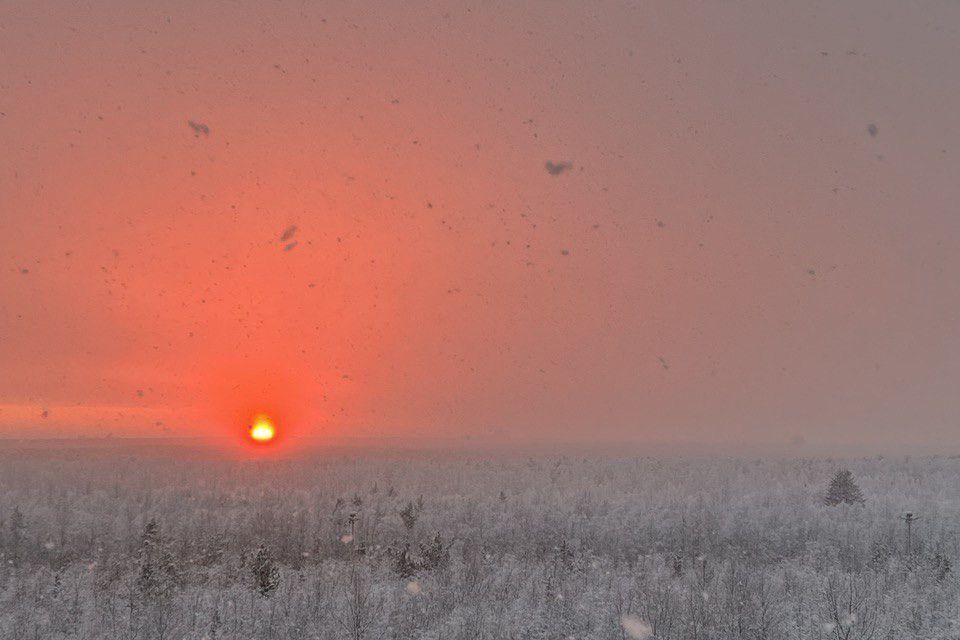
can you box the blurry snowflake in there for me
[188,120,210,137]
[621,615,653,639]
[340,534,353,544]
[405,580,421,595]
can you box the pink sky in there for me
[1,1,959,452]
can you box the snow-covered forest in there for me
[1,445,958,639]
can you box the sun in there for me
[248,414,276,443]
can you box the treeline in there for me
[0,450,958,638]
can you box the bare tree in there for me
[337,565,374,640]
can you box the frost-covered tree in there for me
[250,544,280,597]
[337,566,375,640]
[136,519,181,602]
[824,469,866,505]
[868,540,891,571]
[135,519,182,640]
[390,543,418,579]
[8,506,24,566]
[399,501,418,530]
[929,553,952,583]
[419,532,449,571]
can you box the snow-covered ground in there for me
[1,445,958,638]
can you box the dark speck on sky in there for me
[187,120,210,137]
[544,161,572,176]
[280,225,298,242]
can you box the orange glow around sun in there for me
[248,414,276,443]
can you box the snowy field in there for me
[1,443,958,639]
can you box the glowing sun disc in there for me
[249,415,276,443]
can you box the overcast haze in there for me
[1,1,958,453]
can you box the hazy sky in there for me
[1,1,958,452]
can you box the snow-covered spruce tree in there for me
[8,506,24,567]
[868,540,892,571]
[250,544,280,597]
[419,532,449,571]
[136,518,181,602]
[136,518,182,640]
[824,469,866,505]
[390,542,418,579]
[399,501,419,530]
[928,553,952,583]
